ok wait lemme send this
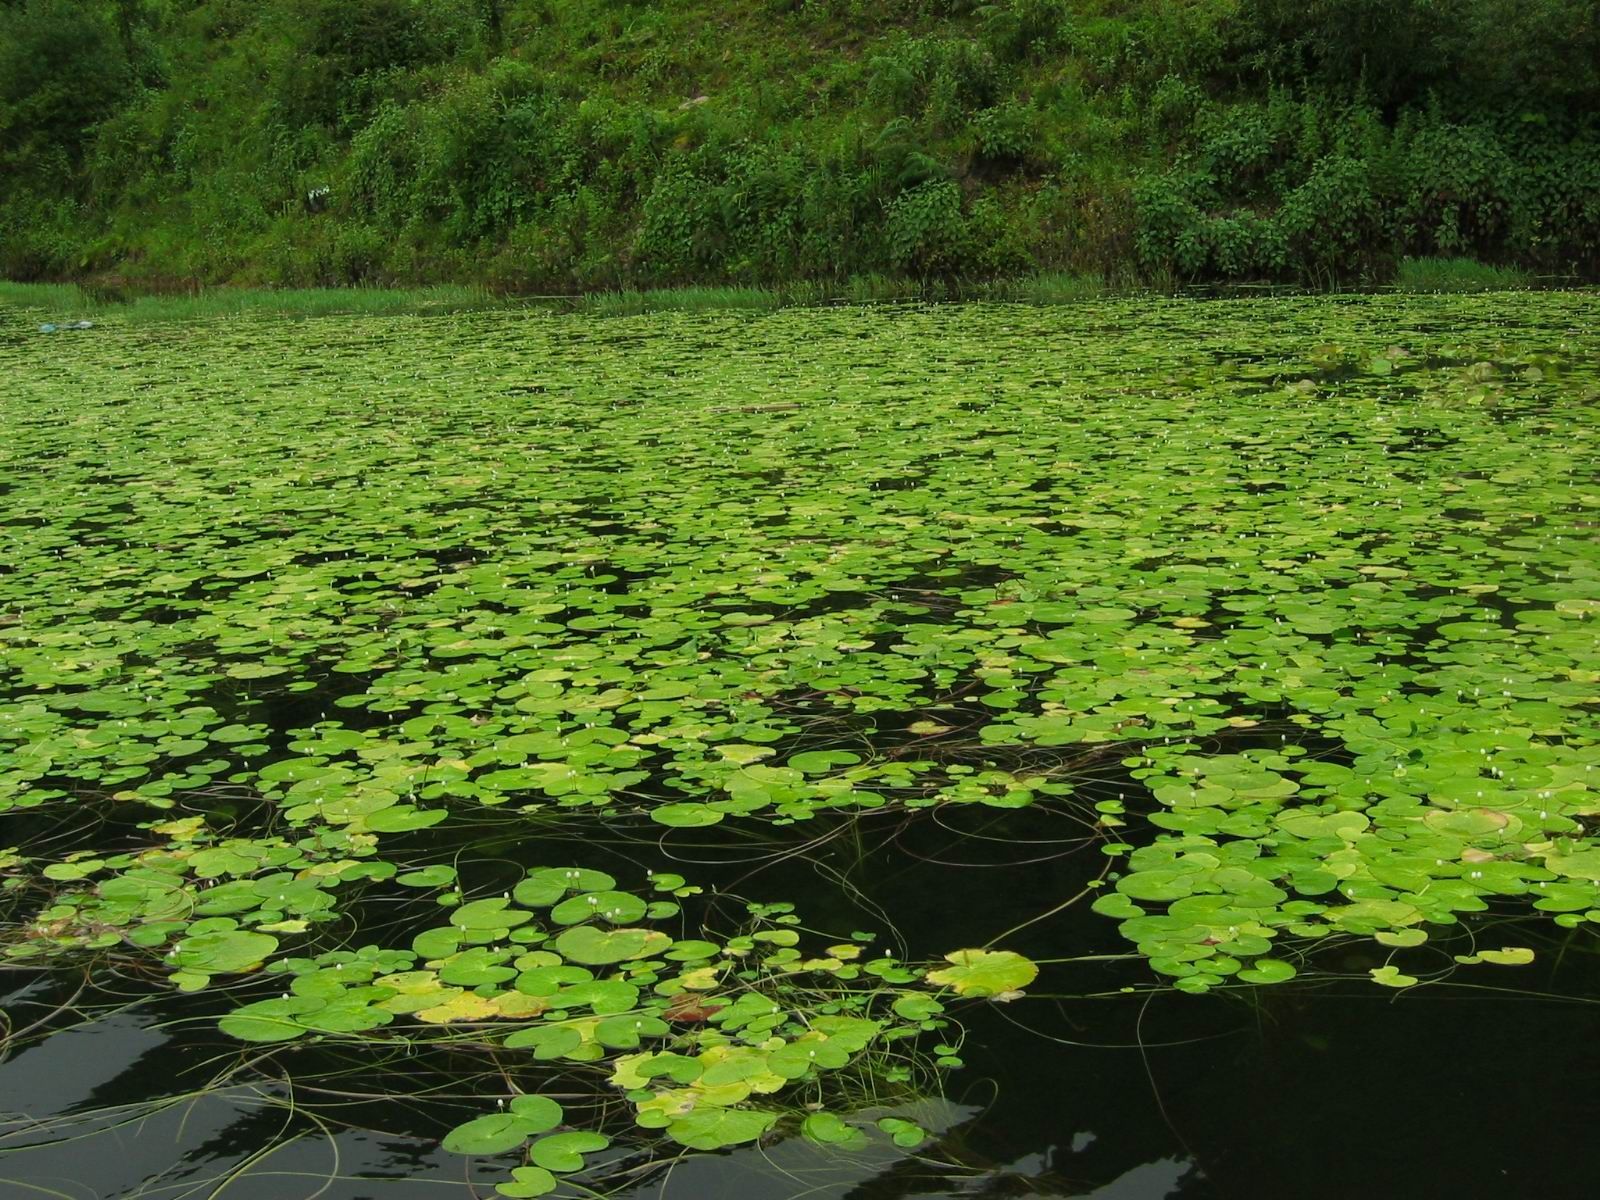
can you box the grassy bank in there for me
[1393,257,1534,294]
[6,265,1576,326]
[570,271,1115,316]
[2,2,1598,293]
[3,273,1121,322]
[0,282,497,321]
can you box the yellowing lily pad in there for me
[1478,946,1534,965]
[924,949,1038,998]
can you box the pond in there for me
[0,294,1597,1199]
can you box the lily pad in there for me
[924,949,1038,998]
[665,1108,777,1151]
[170,930,278,975]
[554,925,671,965]
[528,1130,610,1172]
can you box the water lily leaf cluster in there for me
[1,294,1597,1183]
[209,865,984,1186]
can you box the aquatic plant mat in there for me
[0,295,1597,1198]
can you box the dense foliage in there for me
[1,2,1598,290]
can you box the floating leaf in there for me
[503,1023,586,1059]
[219,998,313,1043]
[527,1131,610,1172]
[1236,959,1297,984]
[554,926,671,965]
[550,890,647,926]
[170,930,278,975]
[418,993,500,1023]
[1478,947,1534,965]
[443,1114,537,1156]
[1370,966,1419,988]
[496,1166,559,1198]
[515,868,617,906]
[450,898,533,931]
[877,1117,927,1148]
[802,1112,867,1149]
[507,1095,564,1131]
[665,1108,777,1151]
[650,803,724,828]
[924,950,1038,998]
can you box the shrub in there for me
[866,37,1000,125]
[0,0,131,165]
[633,166,723,280]
[971,101,1039,169]
[980,0,1072,64]
[885,179,972,277]
[267,0,480,130]
[1273,154,1377,283]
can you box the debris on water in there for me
[37,321,93,333]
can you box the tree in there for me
[0,0,130,162]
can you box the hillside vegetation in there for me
[2,0,1597,290]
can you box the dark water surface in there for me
[6,800,1599,1198]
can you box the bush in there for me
[1274,154,1377,283]
[980,0,1072,64]
[0,0,131,164]
[971,101,1039,169]
[885,179,972,277]
[1233,0,1600,110]
[633,166,723,280]
[867,36,1000,127]
[267,0,481,130]
[1135,93,1600,285]
[3,0,1597,291]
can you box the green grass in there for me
[973,272,1109,304]
[1394,257,1532,293]
[574,285,797,317]
[6,275,1119,325]
[4,272,1125,324]
[0,283,497,322]
[123,284,496,320]
[0,281,92,313]
[568,273,1113,316]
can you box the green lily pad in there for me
[528,1130,610,1172]
[802,1112,867,1149]
[508,1094,564,1131]
[665,1108,777,1151]
[443,1113,538,1156]
[450,898,534,931]
[650,803,725,828]
[503,1023,586,1059]
[550,890,647,926]
[1478,946,1534,965]
[514,868,617,906]
[877,1117,927,1148]
[496,1166,559,1198]
[219,997,313,1043]
[924,949,1038,997]
[1370,966,1419,988]
[1236,958,1297,984]
[554,925,671,965]
[170,930,278,975]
